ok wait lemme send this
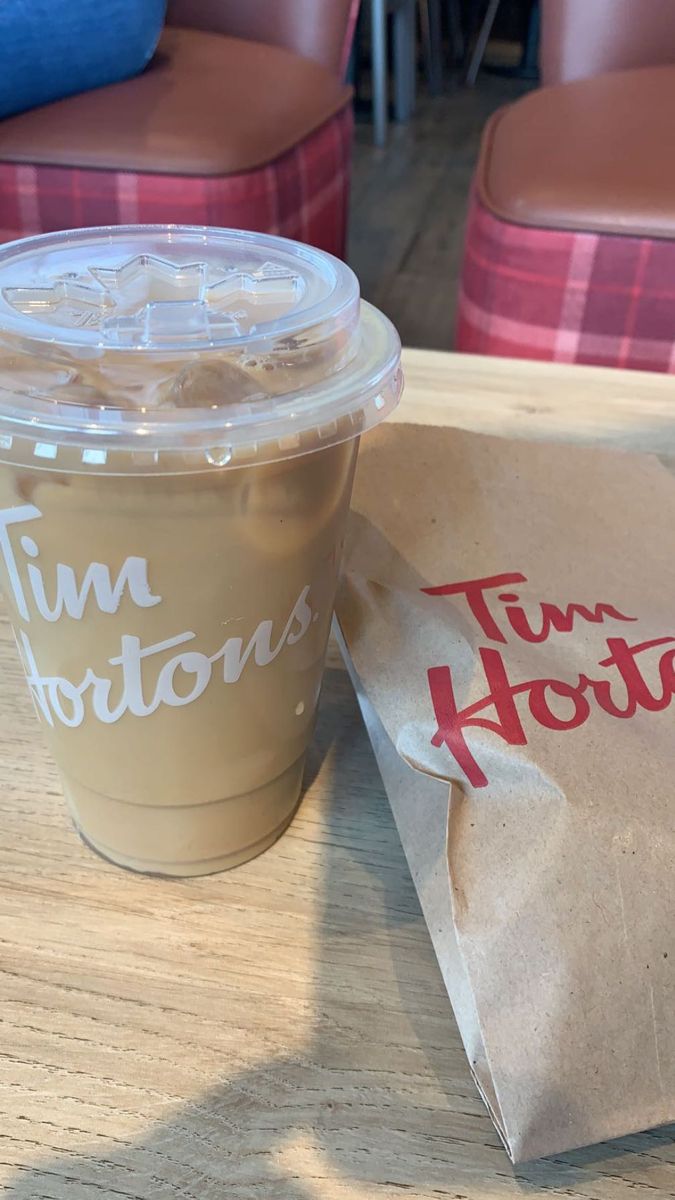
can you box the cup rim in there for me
[0,226,403,470]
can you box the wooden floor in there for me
[348,74,531,351]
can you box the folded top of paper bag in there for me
[336,422,675,1162]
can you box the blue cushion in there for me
[0,0,166,119]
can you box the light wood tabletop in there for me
[3,352,675,1199]
[396,348,675,455]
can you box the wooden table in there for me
[3,352,675,1199]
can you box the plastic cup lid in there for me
[0,225,402,473]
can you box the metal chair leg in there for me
[420,0,443,95]
[447,0,465,64]
[466,0,501,86]
[393,0,416,122]
[371,0,389,145]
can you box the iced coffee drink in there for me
[0,226,401,875]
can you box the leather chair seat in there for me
[477,64,675,240]
[0,26,351,176]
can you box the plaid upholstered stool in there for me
[0,1,358,257]
[457,57,675,372]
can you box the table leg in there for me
[393,0,416,122]
[371,0,389,145]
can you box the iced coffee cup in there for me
[0,226,401,875]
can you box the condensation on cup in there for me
[0,225,402,875]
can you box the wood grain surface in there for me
[396,350,675,455]
[3,353,675,1198]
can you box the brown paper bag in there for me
[335,422,675,1162]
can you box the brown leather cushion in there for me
[540,0,675,87]
[0,26,351,176]
[478,64,675,240]
[166,0,355,76]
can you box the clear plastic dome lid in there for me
[0,225,402,473]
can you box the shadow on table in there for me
[5,670,675,1198]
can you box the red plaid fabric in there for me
[0,105,353,257]
[457,194,675,374]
